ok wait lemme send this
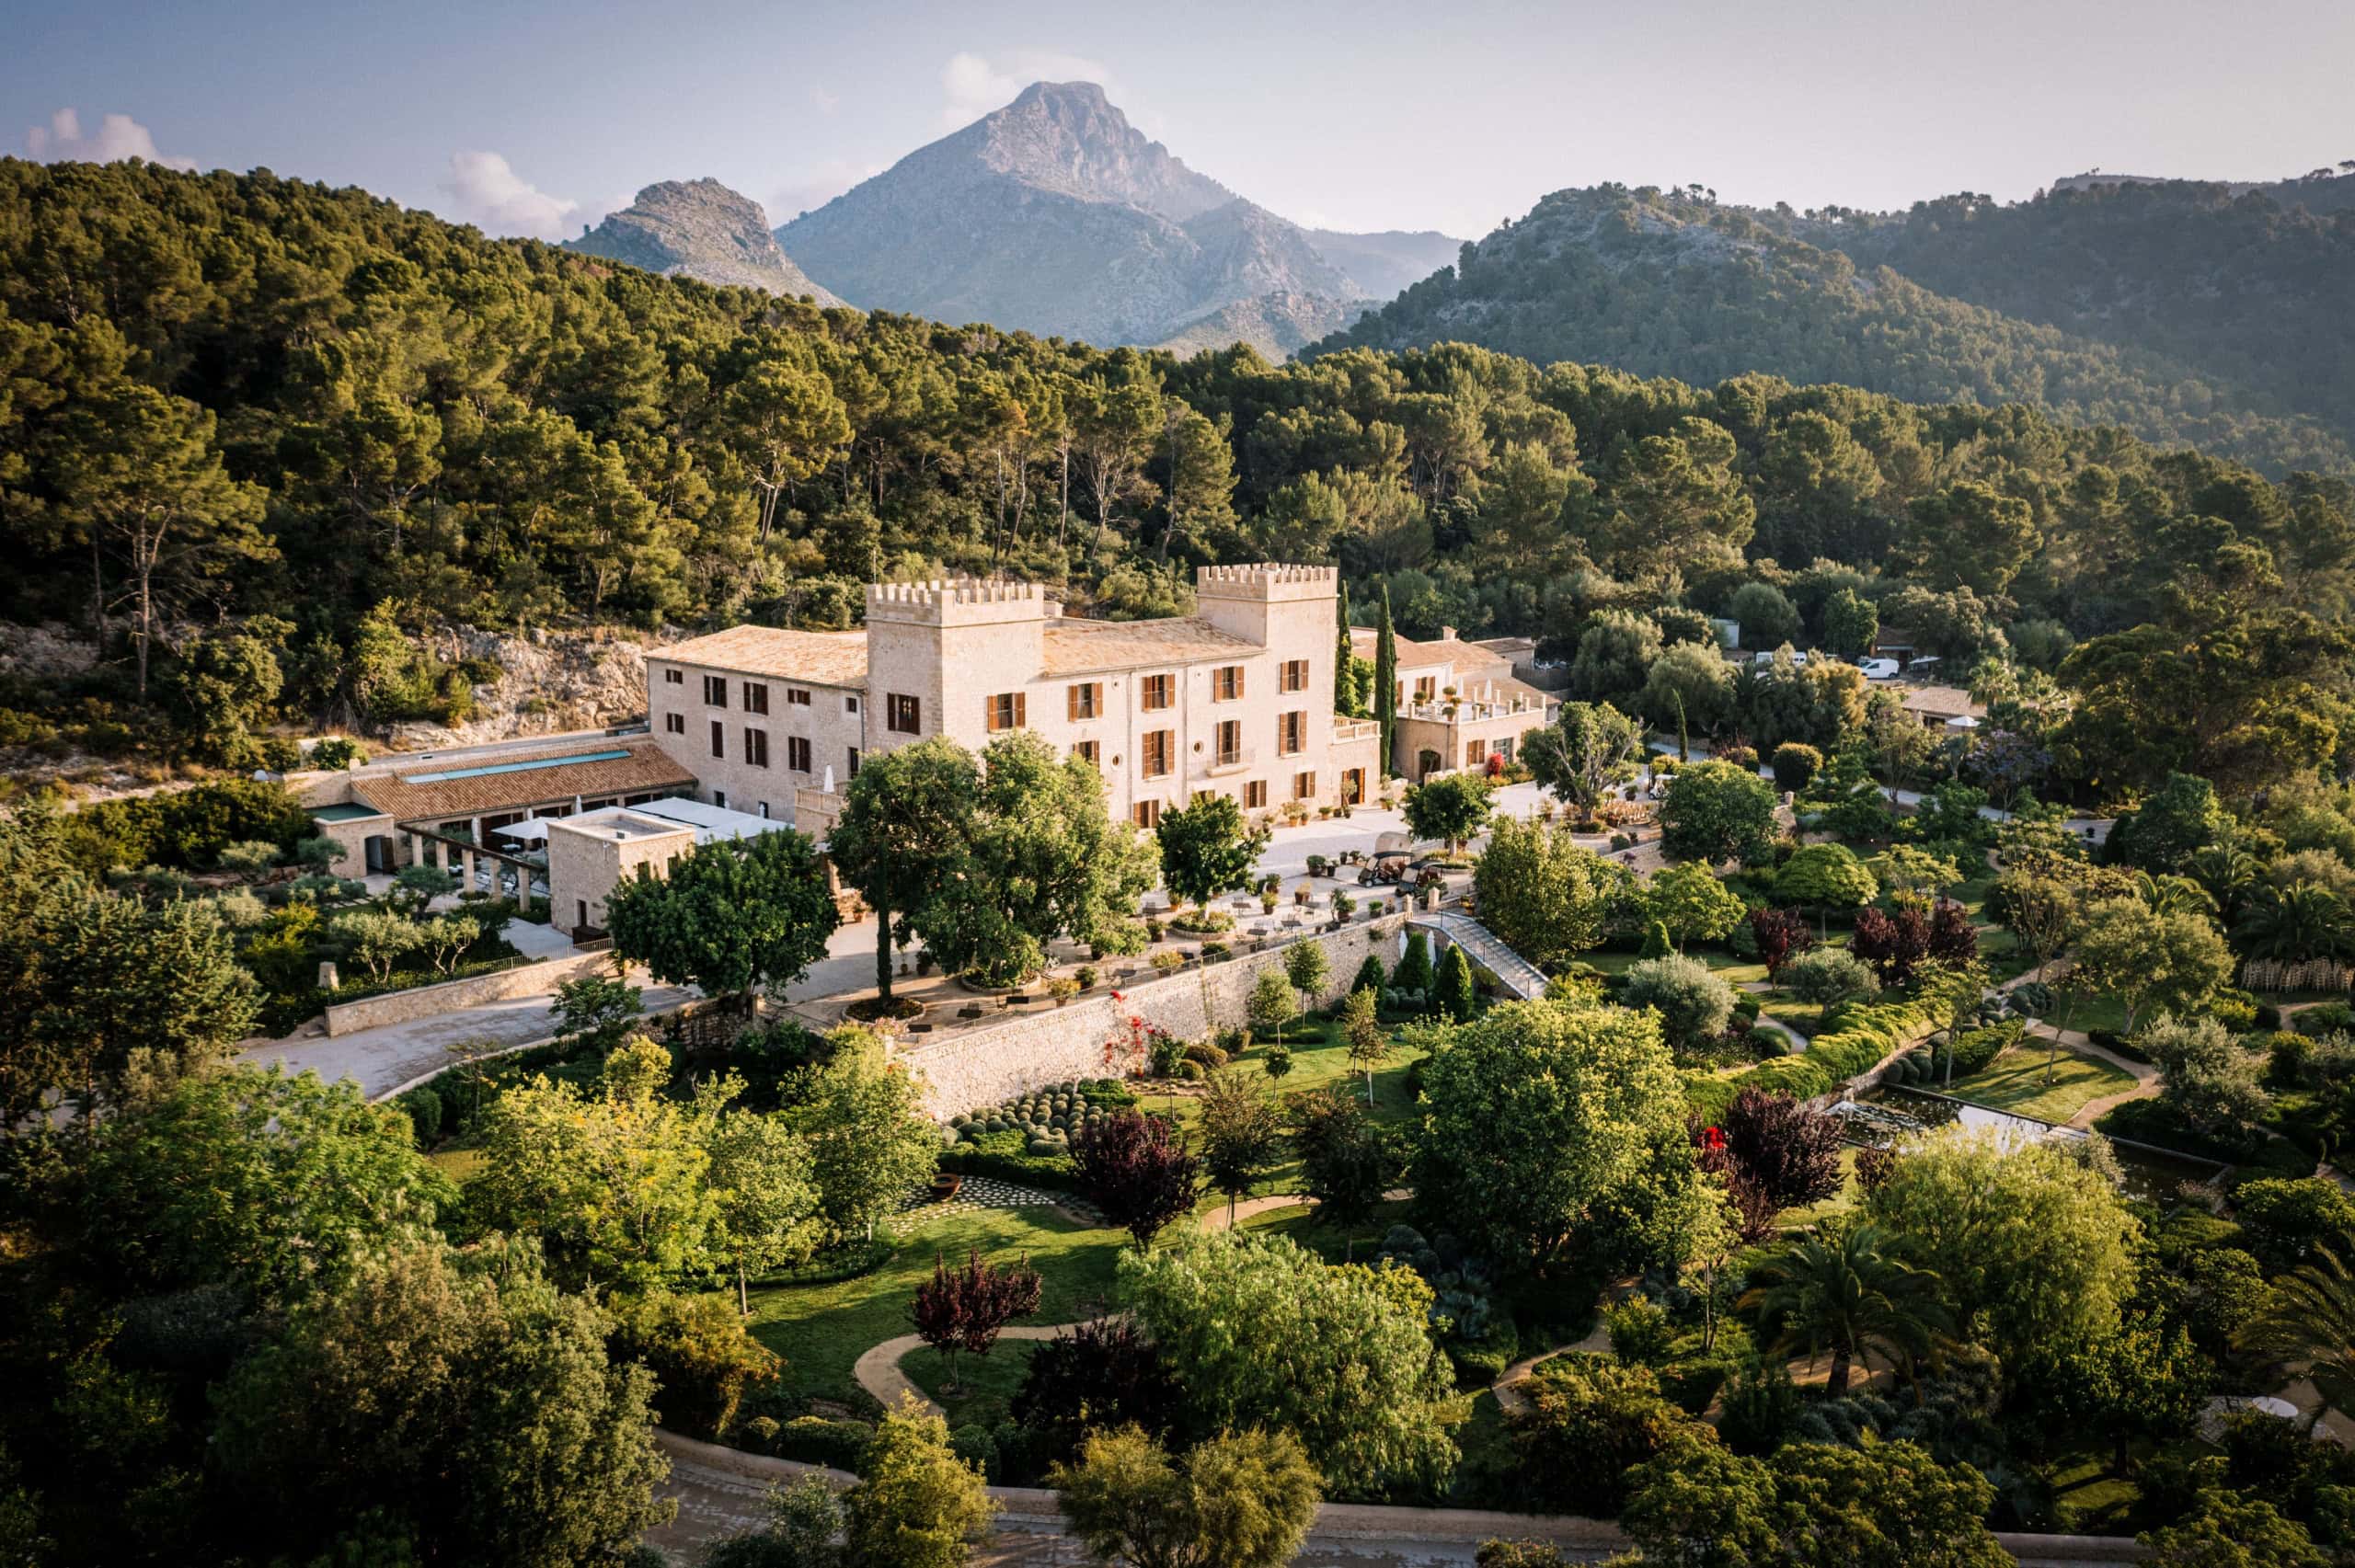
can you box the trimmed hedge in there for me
[1683,995,1941,1121]
[2094,1098,2312,1177]
[937,1133,1080,1191]
[1947,1019,2026,1080]
[770,1414,875,1470]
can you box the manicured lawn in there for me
[1755,992,1827,1037]
[1947,1042,2140,1126]
[748,1018,1433,1415]
[2040,1442,2154,1534]
[1167,1016,1430,1200]
[2051,990,2133,1039]
[1233,1196,1417,1263]
[901,1339,1046,1427]
[1583,946,1768,986]
[1776,1146,1863,1232]
[424,1146,484,1181]
[746,1204,1126,1413]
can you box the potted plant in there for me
[1334,890,1357,920]
[1260,887,1280,914]
[1294,887,1313,907]
[1305,854,1329,878]
[1047,977,1081,1006]
[1152,950,1185,973]
[1075,964,1099,992]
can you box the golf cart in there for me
[1359,830,1417,887]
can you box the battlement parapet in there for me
[1194,563,1338,601]
[865,578,1051,626]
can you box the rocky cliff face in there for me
[776,81,1453,356]
[566,178,844,305]
[382,625,665,751]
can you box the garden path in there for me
[2050,1030,2160,1128]
[853,1325,1079,1419]
[1732,983,1809,1055]
[854,1188,1417,1413]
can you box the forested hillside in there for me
[1790,183,2355,450]
[1320,184,2353,476]
[3,158,2351,806]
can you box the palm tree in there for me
[1740,1222,1952,1400]
[2235,882,2355,965]
[2184,845,2261,926]
[2239,1236,2355,1431]
[2131,870,2218,920]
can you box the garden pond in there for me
[1847,1085,2227,1203]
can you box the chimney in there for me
[1439,625,1458,642]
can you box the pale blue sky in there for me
[8,0,2351,243]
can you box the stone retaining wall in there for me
[323,947,615,1036]
[898,913,1415,1118]
[650,1431,2150,1563]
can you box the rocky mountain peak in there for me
[949,79,1235,222]
[773,81,1461,358]
[566,178,843,305]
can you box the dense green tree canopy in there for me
[1410,998,1696,1270]
[5,162,2353,822]
[1117,1230,1461,1498]
[606,828,840,1007]
[211,1238,673,1565]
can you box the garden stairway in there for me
[1409,911,1550,1001]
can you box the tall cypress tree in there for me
[1334,580,1357,717]
[1373,581,1399,778]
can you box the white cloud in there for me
[810,87,841,115]
[25,109,197,171]
[936,50,1119,130]
[438,150,586,240]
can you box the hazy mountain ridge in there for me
[775,81,1454,359]
[1153,291,1368,360]
[2049,166,2355,213]
[564,178,843,305]
[1777,181,2355,447]
[1306,227,1466,298]
[1318,183,2352,475]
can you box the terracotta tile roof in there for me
[351,739,696,825]
[655,624,869,687]
[1897,685,1986,719]
[1040,616,1258,676]
[1348,627,1513,677]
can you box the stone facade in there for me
[896,913,1414,1117]
[323,947,617,1036]
[544,810,695,936]
[645,632,867,824]
[304,804,393,876]
[649,567,1382,836]
[1350,624,1558,781]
